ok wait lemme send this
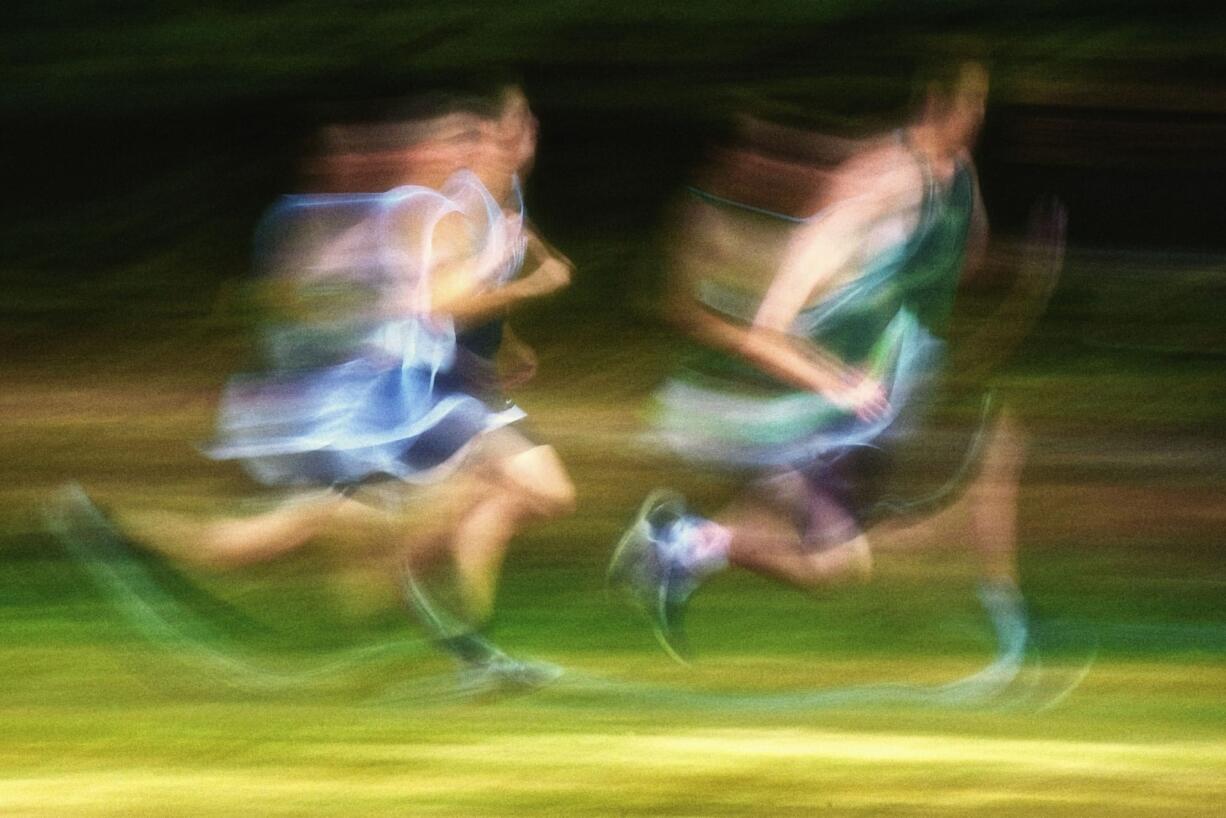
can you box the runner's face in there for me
[939,63,988,151]
[492,88,538,171]
[468,89,538,198]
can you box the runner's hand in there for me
[828,372,889,422]
[499,332,539,389]
[514,258,572,299]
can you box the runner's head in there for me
[464,83,537,201]
[916,59,989,154]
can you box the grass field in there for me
[2,272,1225,816]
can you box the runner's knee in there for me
[527,465,576,518]
[498,445,575,518]
[801,537,873,589]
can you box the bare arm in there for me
[439,225,572,326]
[497,321,539,388]
[679,303,855,394]
[667,192,893,419]
[960,157,990,283]
[676,297,887,421]
[956,197,1066,380]
[690,158,917,418]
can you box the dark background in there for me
[4,2,1226,372]
[6,5,1226,264]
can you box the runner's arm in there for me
[667,195,889,420]
[442,226,571,326]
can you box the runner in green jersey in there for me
[611,60,1042,666]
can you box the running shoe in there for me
[607,489,695,663]
[455,652,564,699]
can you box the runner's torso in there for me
[685,133,975,394]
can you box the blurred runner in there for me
[54,85,575,694]
[610,59,1064,664]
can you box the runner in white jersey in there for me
[53,86,575,693]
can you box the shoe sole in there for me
[606,488,685,589]
[606,489,693,665]
[653,566,693,666]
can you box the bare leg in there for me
[394,433,575,641]
[394,438,575,673]
[870,496,965,554]
[449,487,528,623]
[969,408,1024,583]
[722,489,872,591]
[117,490,358,570]
[445,443,575,622]
[859,408,1023,577]
[491,443,576,519]
[113,472,490,573]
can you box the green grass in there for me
[2,302,1225,816]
